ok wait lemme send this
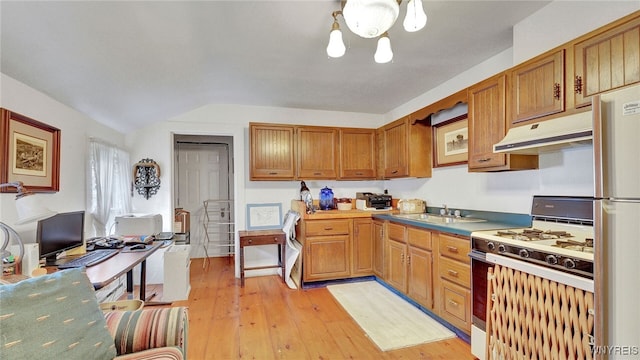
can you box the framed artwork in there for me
[433,115,468,167]
[0,108,61,193]
[246,203,283,230]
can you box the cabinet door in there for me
[408,246,433,310]
[510,49,565,124]
[372,220,384,277]
[249,123,295,180]
[574,15,640,108]
[468,74,509,169]
[382,118,409,178]
[304,235,350,281]
[352,219,373,276]
[297,126,339,179]
[386,239,407,292]
[339,128,376,179]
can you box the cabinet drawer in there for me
[439,256,470,288]
[439,234,470,263]
[387,222,406,243]
[440,280,471,332]
[305,219,351,236]
[407,227,432,250]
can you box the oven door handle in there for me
[469,250,488,262]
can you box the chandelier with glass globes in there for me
[326,0,427,63]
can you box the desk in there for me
[239,229,286,287]
[85,241,162,301]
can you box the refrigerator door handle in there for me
[592,95,604,198]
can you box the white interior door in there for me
[175,141,232,258]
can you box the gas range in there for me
[471,196,594,279]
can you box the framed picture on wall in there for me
[433,115,468,167]
[0,108,61,193]
[246,203,282,230]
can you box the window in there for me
[87,139,131,236]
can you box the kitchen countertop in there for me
[373,213,529,237]
[291,200,531,237]
[291,200,397,220]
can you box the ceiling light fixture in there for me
[326,0,427,63]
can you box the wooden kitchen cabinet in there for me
[468,73,538,172]
[249,123,296,180]
[573,13,640,108]
[436,233,471,333]
[510,49,565,124]
[372,219,384,278]
[385,222,407,291]
[352,218,374,276]
[406,227,434,310]
[379,117,432,179]
[296,126,339,179]
[384,222,435,310]
[302,219,351,281]
[339,128,376,180]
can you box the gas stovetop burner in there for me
[495,228,574,241]
[553,238,594,253]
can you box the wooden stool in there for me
[239,229,286,287]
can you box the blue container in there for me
[319,186,334,210]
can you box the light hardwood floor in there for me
[163,257,474,359]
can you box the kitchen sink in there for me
[392,213,486,224]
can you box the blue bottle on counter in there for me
[319,186,334,210]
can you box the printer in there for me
[114,214,162,236]
[356,192,392,210]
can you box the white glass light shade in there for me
[343,0,399,39]
[403,0,427,32]
[14,195,56,225]
[327,27,346,58]
[374,34,393,64]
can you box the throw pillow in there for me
[0,268,117,359]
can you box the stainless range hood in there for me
[493,111,593,155]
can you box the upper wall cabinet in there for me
[250,123,296,180]
[468,73,538,172]
[296,126,339,179]
[380,116,432,179]
[573,13,640,108]
[339,128,376,180]
[510,49,565,125]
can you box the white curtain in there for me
[87,139,132,236]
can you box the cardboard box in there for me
[174,208,190,233]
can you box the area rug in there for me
[327,281,456,351]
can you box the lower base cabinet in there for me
[384,221,471,334]
[385,223,435,311]
[299,217,375,282]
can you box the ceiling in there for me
[0,1,553,133]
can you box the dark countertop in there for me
[373,209,531,237]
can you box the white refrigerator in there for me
[593,84,640,358]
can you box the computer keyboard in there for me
[57,249,119,269]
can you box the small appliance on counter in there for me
[356,192,392,210]
[397,199,426,214]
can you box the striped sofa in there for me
[0,268,188,360]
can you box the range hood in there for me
[493,111,593,155]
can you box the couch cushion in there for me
[105,307,188,356]
[0,268,117,359]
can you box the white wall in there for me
[0,74,126,247]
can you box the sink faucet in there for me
[442,204,450,216]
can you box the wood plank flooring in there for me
[163,257,475,359]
